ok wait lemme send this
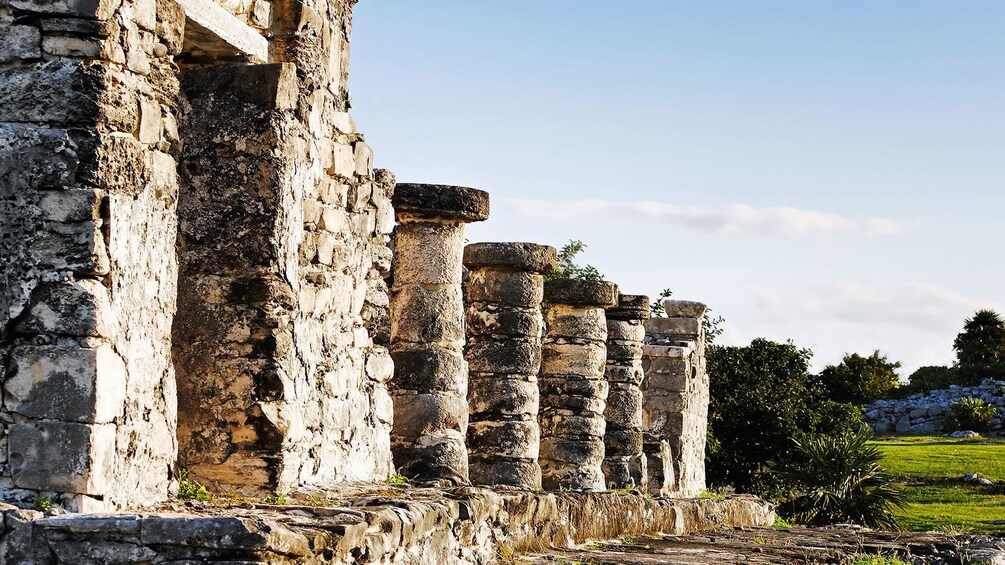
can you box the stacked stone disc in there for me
[539,279,618,491]
[388,183,489,484]
[602,293,650,490]
[463,243,557,488]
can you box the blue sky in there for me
[349,1,1005,376]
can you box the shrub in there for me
[177,469,211,501]
[546,240,604,282]
[903,365,959,395]
[779,432,906,529]
[819,351,902,404]
[706,338,862,498]
[945,396,997,433]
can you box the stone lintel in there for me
[393,183,490,223]
[182,63,297,109]
[646,317,701,338]
[662,299,707,319]
[463,242,557,274]
[544,279,618,308]
[642,344,687,359]
[177,0,269,63]
[607,293,650,321]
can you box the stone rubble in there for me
[463,242,557,489]
[863,379,1005,435]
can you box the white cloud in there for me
[500,198,903,238]
[752,281,996,335]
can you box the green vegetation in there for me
[872,436,1005,534]
[262,494,289,505]
[548,240,604,282]
[33,496,51,512]
[386,472,409,486]
[946,397,997,433]
[177,469,212,501]
[954,309,1005,366]
[706,338,863,499]
[779,433,905,528]
[649,288,725,346]
[819,351,901,404]
[847,554,910,565]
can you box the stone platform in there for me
[0,486,772,564]
[527,526,1005,564]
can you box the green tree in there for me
[547,240,604,282]
[779,432,905,529]
[706,339,861,498]
[953,309,1005,366]
[818,351,902,404]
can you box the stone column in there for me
[603,294,650,490]
[389,184,489,484]
[539,279,618,492]
[463,243,556,488]
[642,300,709,497]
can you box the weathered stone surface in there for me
[465,268,544,308]
[5,345,126,423]
[607,293,650,321]
[393,183,490,222]
[463,242,557,273]
[466,339,541,375]
[662,299,707,319]
[8,421,115,494]
[0,25,41,62]
[391,221,466,287]
[390,284,465,343]
[392,393,469,442]
[643,305,710,497]
[544,304,608,341]
[463,242,546,488]
[544,278,618,308]
[541,341,607,377]
[390,347,466,393]
[863,378,1005,435]
[13,279,112,337]
[0,489,776,564]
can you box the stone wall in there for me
[172,0,395,494]
[864,379,1005,435]
[0,0,183,511]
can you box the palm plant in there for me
[779,432,906,529]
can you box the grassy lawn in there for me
[871,436,1005,534]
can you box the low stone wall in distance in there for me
[863,379,1005,435]
[0,487,773,564]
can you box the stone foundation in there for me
[0,489,774,564]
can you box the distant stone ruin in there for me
[0,0,726,560]
[864,379,1005,435]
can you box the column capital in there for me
[543,279,618,308]
[463,242,557,274]
[393,183,490,223]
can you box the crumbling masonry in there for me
[0,0,714,532]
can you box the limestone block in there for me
[391,393,468,443]
[8,421,115,494]
[607,319,645,342]
[37,220,110,275]
[467,420,539,459]
[541,342,607,377]
[353,142,372,177]
[469,457,541,488]
[607,294,651,321]
[465,339,540,375]
[543,305,607,341]
[606,341,643,362]
[389,285,464,344]
[37,188,103,223]
[392,430,469,484]
[0,25,41,62]
[605,387,643,428]
[465,307,541,338]
[5,345,126,423]
[389,347,465,393]
[539,413,605,439]
[662,299,707,319]
[605,364,645,385]
[538,377,609,405]
[14,279,112,337]
[393,183,490,223]
[543,279,617,308]
[10,0,119,19]
[606,429,644,456]
[463,242,557,274]
[465,269,544,308]
[391,222,465,287]
[646,316,701,338]
[468,376,538,418]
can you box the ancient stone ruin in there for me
[0,0,738,561]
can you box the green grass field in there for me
[871,436,1005,534]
